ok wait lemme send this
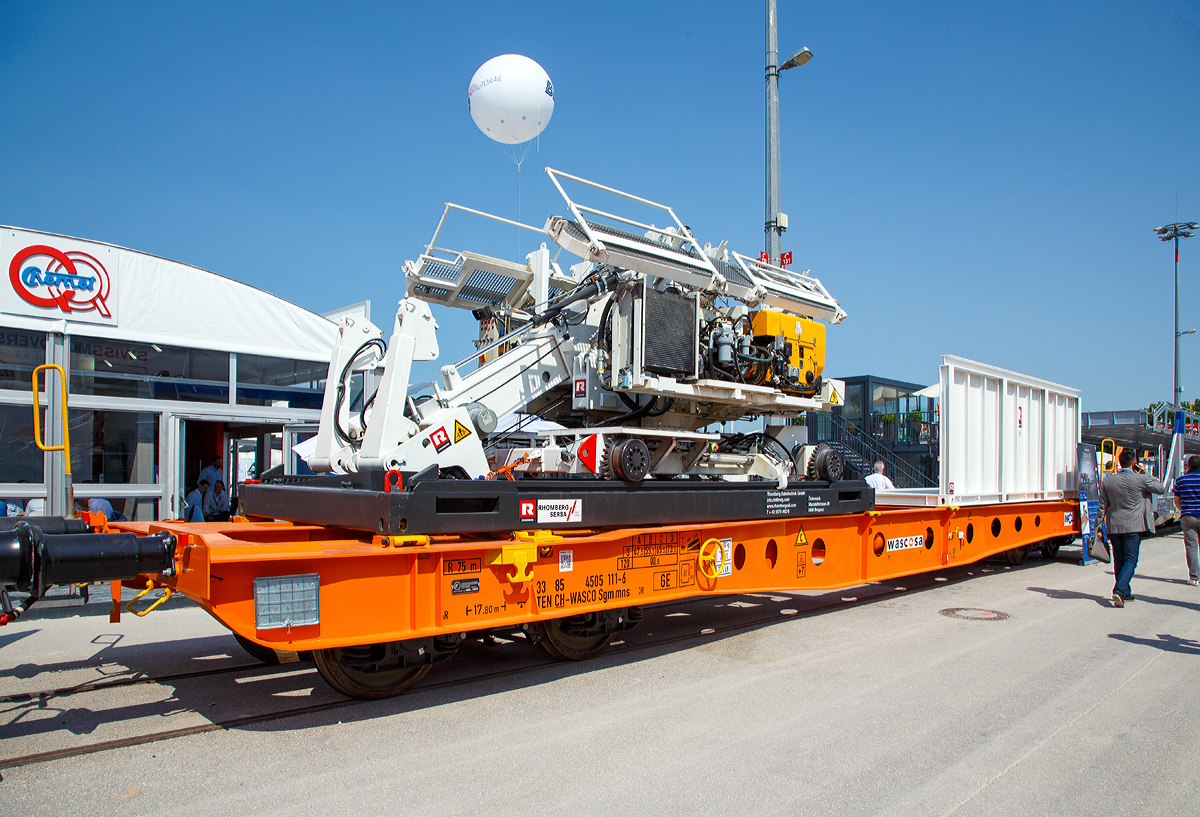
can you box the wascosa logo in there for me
[467,75,501,110]
[9,245,113,317]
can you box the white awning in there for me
[1,225,338,361]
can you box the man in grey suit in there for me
[1099,449,1166,607]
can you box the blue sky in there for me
[2,1,1198,411]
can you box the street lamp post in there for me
[765,0,811,266]
[1154,221,1198,406]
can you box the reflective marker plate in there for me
[253,573,320,629]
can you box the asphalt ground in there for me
[2,532,1199,816]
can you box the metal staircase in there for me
[807,411,935,489]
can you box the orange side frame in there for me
[106,500,1079,652]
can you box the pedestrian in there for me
[865,461,895,490]
[185,480,210,523]
[1099,449,1167,607]
[205,480,231,522]
[87,497,115,521]
[199,456,224,491]
[1173,454,1200,586]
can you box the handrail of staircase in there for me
[1148,402,1200,438]
[809,411,934,488]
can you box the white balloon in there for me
[468,55,555,145]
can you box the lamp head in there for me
[1154,222,1197,240]
[780,47,813,71]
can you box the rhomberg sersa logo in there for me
[9,245,113,317]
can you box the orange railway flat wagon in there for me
[92,499,1077,698]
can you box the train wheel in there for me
[1040,538,1061,560]
[1005,545,1030,566]
[234,633,283,664]
[534,618,613,661]
[313,647,431,699]
[233,633,311,664]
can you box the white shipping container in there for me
[879,356,1080,506]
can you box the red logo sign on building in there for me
[9,245,113,317]
[780,251,793,267]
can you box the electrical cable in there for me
[484,392,572,450]
[468,335,567,408]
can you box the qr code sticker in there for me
[559,549,573,572]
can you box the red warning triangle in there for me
[577,434,599,473]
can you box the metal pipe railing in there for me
[807,411,935,489]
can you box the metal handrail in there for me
[808,411,934,488]
[33,364,71,476]
[1148,402,1200,437]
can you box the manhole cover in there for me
[939,607,1010,621]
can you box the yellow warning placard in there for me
[453,420,472,444]
[795,525,808,548]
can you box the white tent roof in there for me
[496,413,566,433]
[0,226,338,361]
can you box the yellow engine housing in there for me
[749,310,825,394]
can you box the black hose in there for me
[359,388,378,431]
[531,268,624,329]
[595,394,658,427]
[0,586,37,625]
[718,432,791,468]
[334,338,386,445]
[596,292,616,352]
[737,347,772,363]
[757,433,794,465]
[646,396,675,417]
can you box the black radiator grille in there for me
[643,288,697,376]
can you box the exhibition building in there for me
[0,226,347,520]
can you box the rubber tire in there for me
[1005,545,1030,566]
[611,438,651,483]
[808,444,844,482]
[1040,539,1061,560]
[534,618,613,661]
[313,647,431,699]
